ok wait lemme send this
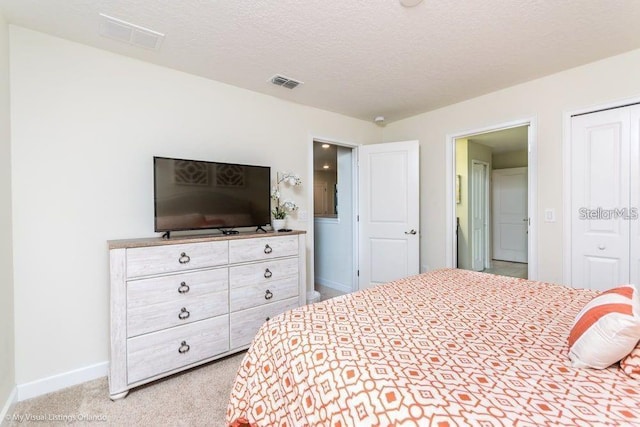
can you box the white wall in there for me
[313,146,354,292]
[382,48,640,283]
[0,11,16,414]
[9,26,380,386]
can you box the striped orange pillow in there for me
[620,343,640,379]
[568,284,640,369]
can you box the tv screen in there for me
[153,157,271,232]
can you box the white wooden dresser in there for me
[107,230,306,399]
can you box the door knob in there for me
[405,229,417,235]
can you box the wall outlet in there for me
[298,210,308,221]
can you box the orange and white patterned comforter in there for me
[226,269,640,426]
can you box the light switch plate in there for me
[544,208,556,222]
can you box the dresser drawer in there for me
[229,297,298,349]
[127,268,227,307]
[229,257,298,288]
[126,241,228,278]
[230,276,298,312]
[127,268,228,336]
[229,235,298,263]
[127,290,228,337]
[127,316,229,384]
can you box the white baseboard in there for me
[17,361,108,402]
[1,387,17,424]
[315,277,351,293]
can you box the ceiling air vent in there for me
[270,74,303,90]
[99,13,165,50]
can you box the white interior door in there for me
[629,105,640,286]
[492,167,528,263]
[358,140,419,290]
[471,161,488,271]
[571,108,630,290]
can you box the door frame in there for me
[445,117,538,279]
[470,159,490,271]
[308,135,359,294]
[562,95,640,286]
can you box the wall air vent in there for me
[99,13,165,50]
[270,74,303,90]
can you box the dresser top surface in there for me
[108,230,306,249]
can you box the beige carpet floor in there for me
[6,351,246,427]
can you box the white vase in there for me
[271,219,286,231]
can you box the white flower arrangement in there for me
[271,172,301,219]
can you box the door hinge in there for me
[357,270,360,277]
[357,215,359,222]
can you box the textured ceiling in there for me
[1,0,640,123]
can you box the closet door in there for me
[630,105,640,286]
[571,108,630,290]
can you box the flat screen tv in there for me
[153,156,271,233]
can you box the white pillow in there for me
[568,284,640,369]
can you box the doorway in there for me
[309,139,420,300]
[312,140,356,300]
[452,124,533,279]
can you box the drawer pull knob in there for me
[266,317,270,321]
[264,244,273,254]
[265,289,273,300]
[178,252,191,264]
[264,268,273,278]
[178,307,190,320]
[178,341,190,354]
[178,282,190,294]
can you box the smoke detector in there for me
[269,74,303,89]
[374,116,385,126]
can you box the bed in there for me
[226,268,640,426]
